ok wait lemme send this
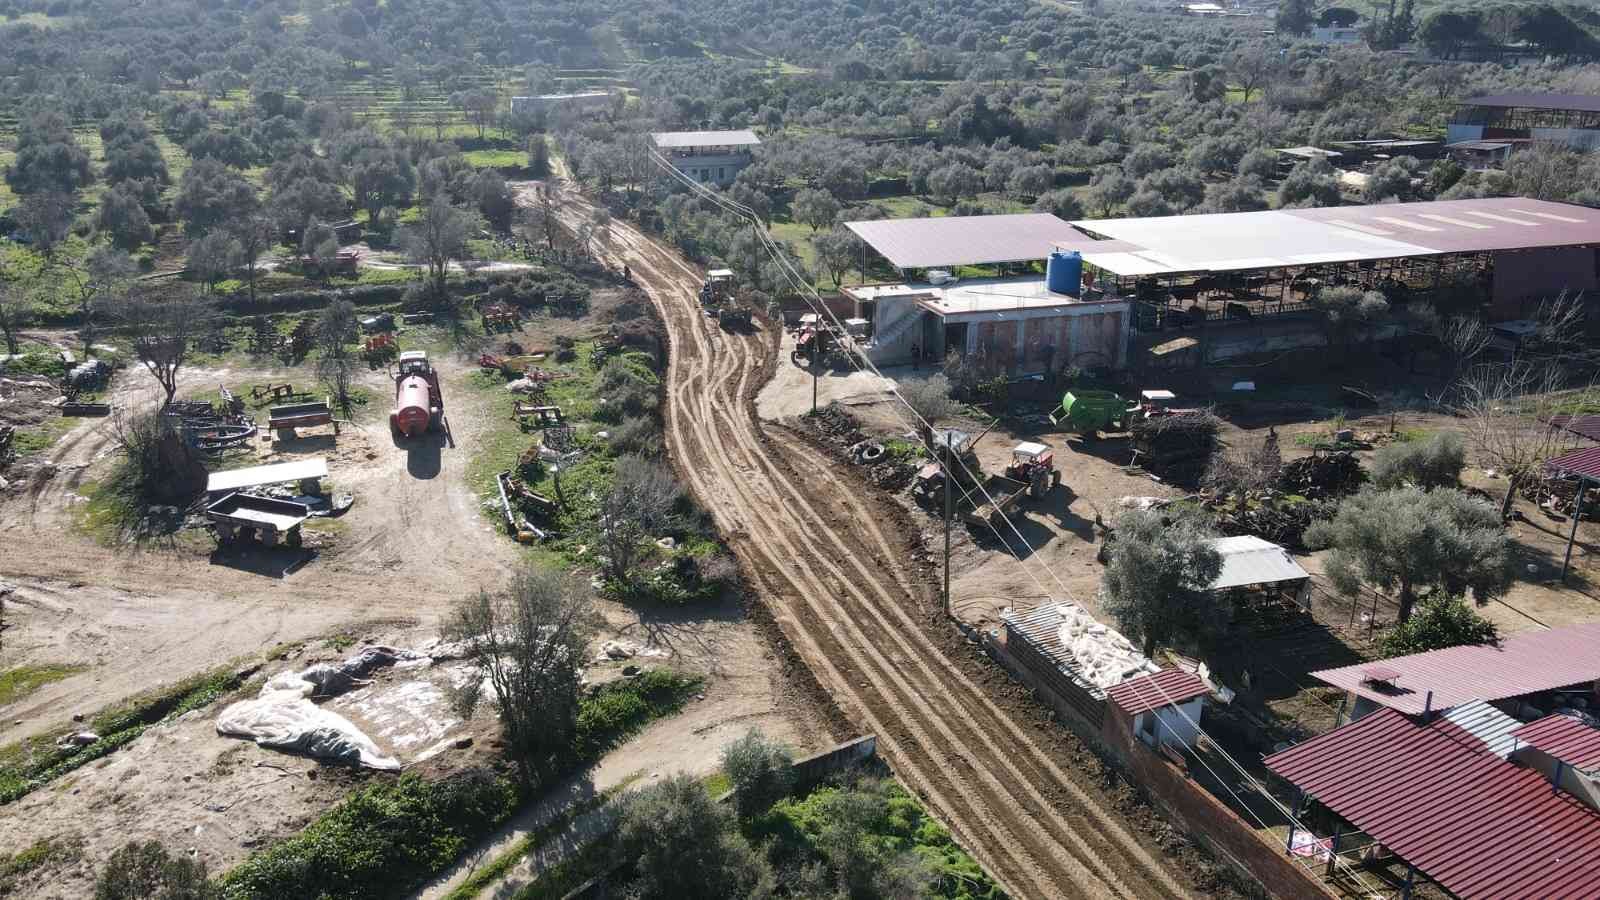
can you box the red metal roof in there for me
[1514,713,1600,770]
[1265,708,1600,899]
[1546,415,1600,443]
[1547,445,1600,481]
[1312,622,1600,716]
[1105,668,1209,716]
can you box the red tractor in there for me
[391,350,444,437]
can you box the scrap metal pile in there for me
[167,387,257,452]
[1197,451,1363,550]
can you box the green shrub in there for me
[721,729,795,819]
[219,771,519,900]
[571,671,699,762]
[1371,431,1465,490]
[95,841,215,900]
[1381,597,1498,657]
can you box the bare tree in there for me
[230,214,277,304]
[1457,360,1584,520]
[316,299,358,418]
[1433,314,1492,399]
[0,263,40,356]
[517,185,563,253]
[63,246,136,358]
[446,568,596,784]
[598,455,684,589]
[122,292,213,409]
[400,193,479,298]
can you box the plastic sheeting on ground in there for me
[215,646,424,770]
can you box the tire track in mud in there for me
[545,181,1196,900]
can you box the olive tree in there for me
[1100,508,1225,656]
[446,568,596,784]
[720,728,795,819]
[1371,431,1466,490]
[400,193,479,298]
[1306,486,1512,622]
[613,774,773,900]
[316,299,358,418]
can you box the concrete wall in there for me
[1103,711,1340,900]
[668,153,751,186]
[1513,745,1600,812]
[792,735,880,789]
[953,301,1129,373]
[986,628,1336,899]
[1133,697,1205,751]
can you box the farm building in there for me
[1264,705,1600,899]
[843,198,1600,372]
[1207,535,1311,605]
[1448,93,1600,152]
[650,129,761,186]
[1310,621,1600,722]
[995,602,1213,753]
[509,91,613,117]
[841,214,1134,373]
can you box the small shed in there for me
[1207,535,1311,607]
[1106,668,1211,751]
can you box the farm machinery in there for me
[962,443,1059,529]
[699,269,751,330]
[1048,388,1196,439]
[391,350,444,437]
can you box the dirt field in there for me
[558,173,1222,900]
[0,277,813,891]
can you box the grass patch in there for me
[462,148,527,169]
[0,664,89,707]
[0,837,81,895]
[7,416,75,458]
[221,669,700,900]
[0,664,248,805]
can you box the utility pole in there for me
[943,430,952,619]
[812,357,818,414]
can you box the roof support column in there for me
[1563,481,1587,582]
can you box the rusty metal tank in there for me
[392,374,433,436]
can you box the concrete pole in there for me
[944,431,953,620]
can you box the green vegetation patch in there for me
[0,837,82,895]
[222,669,699,900]
[0,665,246,805]
[0,664,88,707]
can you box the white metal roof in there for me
[206,458,328,494]
[843,213,1094,269]
[651,130,761,149]
[1141,390,1176,401]
[1440,699,1523,759]
[1208,535,1310,590]
[707,268,734,278]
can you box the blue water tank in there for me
[1047,250,1081,297]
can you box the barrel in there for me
[1047,250,1082,297]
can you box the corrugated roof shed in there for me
[1070,199,1600,277]
[1463,93,1600,114]
[843,213,1112,269]
[1106,668,1209,716]
[1001,603,1158,698]
[1440,699,1523,759]
[1311,622,1600,715]
[651,130,761,149]
[1514,713,1600,770]
[1208,535,1309,590]
[1546,414,1600,443]
[1547,445,1600,481]
[1264,708,1600,899]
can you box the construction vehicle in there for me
[391,350,444,437]
[1003,442,1060,497]
[701,269,735,304]
[962,443,1059,529]
[1049,389,1135,439]
[718,303,752,330]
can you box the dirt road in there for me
[549,181,1198,899]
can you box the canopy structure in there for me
[1546,445,1600,578]
[1068,198,1600,278]
[1264,707,1600,899]
[650,130,761,149]
[844,213,1111,270]
[1207,535,1309,591]
[206,458,328,495]
[1311,621,1600,716]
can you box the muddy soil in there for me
[559,170,1219,899]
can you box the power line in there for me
[644,151,1387,895]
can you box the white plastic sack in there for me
[218,672,400,770]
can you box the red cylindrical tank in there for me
[392,375,433,436]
